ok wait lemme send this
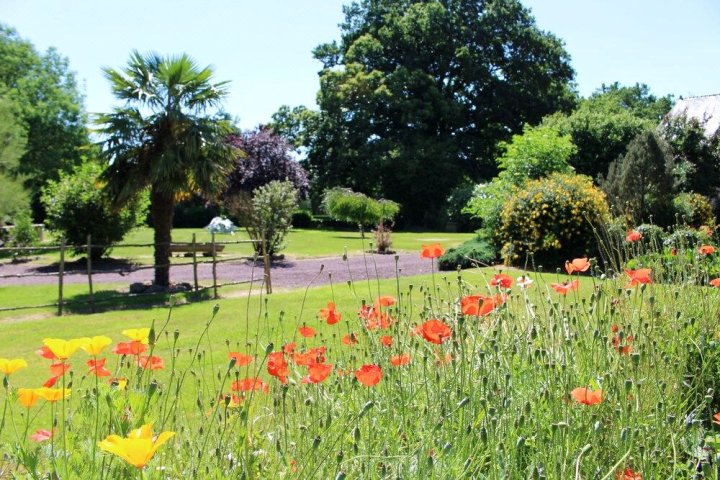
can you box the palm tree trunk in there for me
[151,186,175,287]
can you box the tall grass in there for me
[2,240,720,478]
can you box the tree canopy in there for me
[0,25,88,217]
[281,0,576,225]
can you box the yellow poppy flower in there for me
[35,387,71,402]
[17,388,41,408]
[43,338,85,360]
[81,336,113,356]
[0,358,28,376]
[99,423,175,469]
[121,328,150,344]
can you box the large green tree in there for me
[0,95,29,225]
[97,52,236,287]
[0,25,88,217]
[542,83,673,181]
[280,0,576,225]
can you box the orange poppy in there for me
[293,346,327,367]
[374,296,396,308]
[419,319,452,344]
[299,326,316,338]
[228,352,254,366]
[267,352,289,384]
[616,468,642,480]
[43,376,60,388]
[380,336,393,347]
[625,230,642,242]
[283,342,296,355]
[550,280,579,295]
[570,387,603,406]
[460,295,485,315]
[302,363,333,384]
[390,354,411,366]
[355,364,382,387]
[710,278,720,288]
[611,332,633,355]
[342,333,359,346]
[137,355,164,370]
[49,362,70,377]
[17,388,41,408]
[231,377,269,393]
[420,244,445,259]
[87,358,111,377]
[36,345,58,360]
[319,302,341,325]
[699,244,716,255]
[490,274,513,289]
[565,257,590,275]
[670,247,677,256]
[625,269,652,288]
[113,341,147,356]
[712,412,720,425]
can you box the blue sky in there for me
[4,0,719,130]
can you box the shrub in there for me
[291,210,313,229]
[9,210,38,258]
[172,195,220,228]
[673,192,714,228]
[226,180,298,257]
[41,163,148,259]
[323,188,400,238]
[496,173,610,266]
[437,237,496,270]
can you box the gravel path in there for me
[0,253,435,290]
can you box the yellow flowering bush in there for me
[496,173,610,265]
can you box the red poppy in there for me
[670,247,677,256]
[113,341,147,356]
[137,355,164,370]
[267,352,289,384]
[626,230,642,242]
[611,331,633,355]
[43,376,60,388]
[565,257,590,275]
[319,302,341,325]
[616,468,642,480]
[713,412,720,425]
[231,377,269,393]
[699,244,716,255]
[390,354,411,366]
[570,387,603,406]
[228,352,254,366]
[611,324,619,333]
[420,244,445,259]
[380,336,393,347]
[419,319,452,344]
[87,358,111,377]
[490,274,513,289]
[293,346,326,367]
[710,278,720,288]
[299,326,316,338]
[342,333,359,346]
[49,362,70,377]
[624,269,652,288]
[36,345,58,360]
[550,280,579,295]
[283,342,296,355]
[460,295,485,315]
[302,363,333,384]
[374,296,396,308]
[355,364,382,387]
[363,311,393,330]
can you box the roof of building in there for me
[667,94,720,137]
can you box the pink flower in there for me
[30,429,54,442]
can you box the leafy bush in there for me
[41,163,148,259]
[226,180,298,257]
[496,173,610,266]
[173,195,220,228]
[9,210,38,258]
[323,188,400,236]
[437,237,496,270]
[291,210,313,229]
[673,192,714,228]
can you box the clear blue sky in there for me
[4,0,719,130]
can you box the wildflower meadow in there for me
[2,237,720,479]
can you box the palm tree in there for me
[96,51,235,287]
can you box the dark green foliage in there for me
[672,193,714,228]
[601,130,676,226]
[290,0,576,224]
[172,195,221,229]
[437,237,496,270]
[543,83,672,181]
[291,210,313,229]
[0,25,89,218]
[41,162,147,259]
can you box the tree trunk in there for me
[151,186,175,287]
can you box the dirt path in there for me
[0,252,436,290]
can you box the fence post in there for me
[58,240,65,316]
[211,232,218,299]
[87,234,95,313]
[262,233,272,294]
[192,233,198,292]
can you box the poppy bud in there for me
[593,421,602,433]
[312,436,321,449]
[630,352,641,367]
[228,358,237,370]
[516,436,525,448]
[335,472,346,480]
[265,343,274,354]
[336,450,344,463]
[620,428,627,441]
[353,426,361,441]
[625,379,633,392]
[479,427,488,442]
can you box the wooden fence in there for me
[0,234,271,316]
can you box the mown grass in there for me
[1,248,720,478]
